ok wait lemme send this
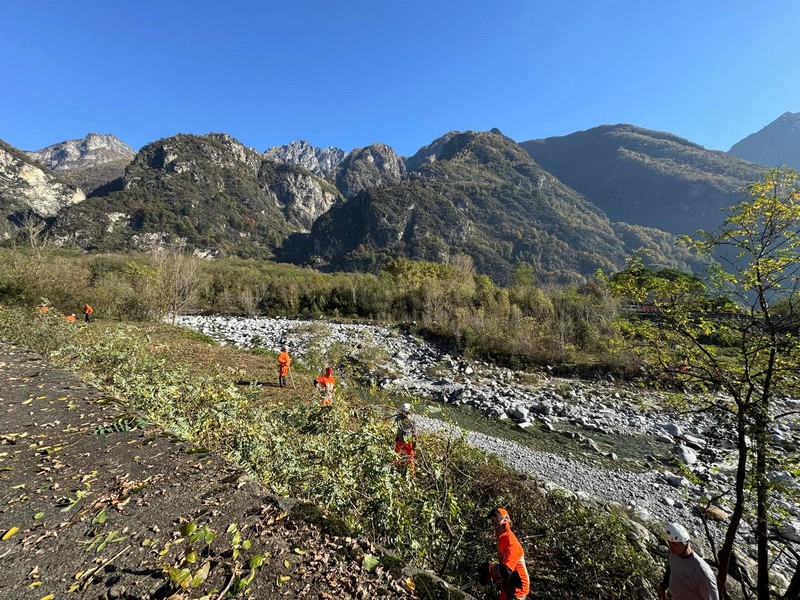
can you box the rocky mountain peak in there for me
[27,133,136,171]
[407,129,518,174]
[728,111,800,170]
[406,131,461,173]
[264,141,347,177]
[333,143,406,198]
[126,134,262,185]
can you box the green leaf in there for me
[362,554,380,572]
[169,567,192,588]
[249,554,266,569]
[92,509,107,525]
[180,522,197,537]
[191,561,211,587]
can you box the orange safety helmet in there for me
[488,507,511,525]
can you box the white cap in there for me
[665,522,690,543]
[401,403,412,413]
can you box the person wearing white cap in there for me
[393,402,416,474]
[656,522,719,600]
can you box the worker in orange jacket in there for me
[481,507,530,600]
[278,345,291,387]
[394,403,416,474]
[83,303,94,324]
[314,365,336,407]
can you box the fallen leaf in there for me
[92,509,107,525]
[2,526,20,540]
[362,554,380,572]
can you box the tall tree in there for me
[153,245,201,325]
[606,169,800,599]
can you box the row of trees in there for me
[0,242,622,368]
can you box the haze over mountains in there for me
[1,113,797,282]
[728,111,800,171]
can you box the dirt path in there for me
[0,340,420,599]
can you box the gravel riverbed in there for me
[175,315,800,582]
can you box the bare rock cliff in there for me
[264,140,347,177]
[0,140,85,239]
[27,133,136,171]
[333,143,406,198]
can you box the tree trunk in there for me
[784,560,800,599]
[755,433,769,599]
[717,407,748,598]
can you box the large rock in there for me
[696,504,730,522]
[674,444,698,466]
[777,520,800,543]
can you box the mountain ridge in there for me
[728,111,800,171]
[50,133,342,256]
[27,133,136,171]
[305,130,695,283]
[520,124,766,234]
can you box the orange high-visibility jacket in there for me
[278,351,291,376]
[83,304,93,315]
[315,373,335,389]
[496,525,530,598]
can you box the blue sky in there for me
[2,0,798,156]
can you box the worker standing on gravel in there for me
[656,522,719,600]
[482,507,530,600]
[278,345,291,388]
[314,365,336,407]
[394,402,416,474]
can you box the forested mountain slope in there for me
[728,111,800,171]
[306,130,693,283]
[50,133,343,256]
[520,125,765,234]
